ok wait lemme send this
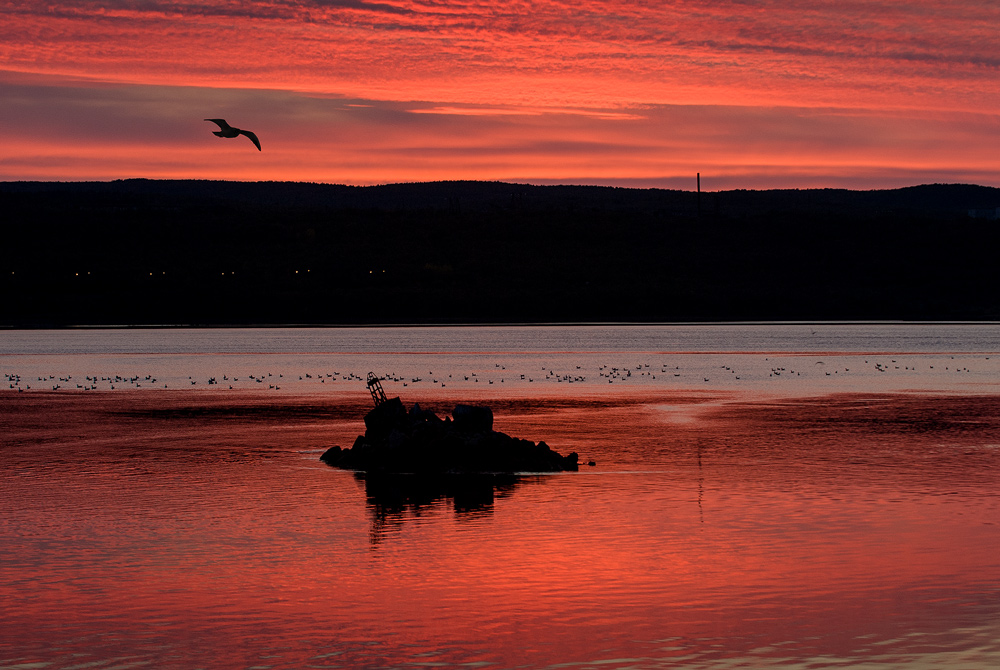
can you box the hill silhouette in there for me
[2,179,998,326]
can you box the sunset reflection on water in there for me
[2,386,997,669]
[2,326,999,668]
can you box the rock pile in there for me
[320,397,579,473]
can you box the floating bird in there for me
[205,118,261,151]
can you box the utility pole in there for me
[697,172,701,216]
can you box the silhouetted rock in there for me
[363,396,407,441]
[452,404,493,433]
[321,398,578,473]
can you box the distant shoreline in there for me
[4,179,999,326]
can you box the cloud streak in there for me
[3,1,1000,108]
[2,2,1000,185]
[3,71,999,188]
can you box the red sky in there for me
[2,0,1000,188]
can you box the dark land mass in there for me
[320,398,579,473]
[2,179,999,325]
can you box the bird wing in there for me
[205,118,231,130]
[239,129,262,151]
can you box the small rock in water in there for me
[320,397,578,473]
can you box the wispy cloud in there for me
[407,105,645,119]
[3,70,998,188]
[2,2,999,185]
[3,1,999,110]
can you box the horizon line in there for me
[3,177,998,194]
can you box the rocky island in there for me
[320,376,579,473]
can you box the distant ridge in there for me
[2,180,999,326]
[4,178,1000,213]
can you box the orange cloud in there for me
[4,1,999,109]
[2,2,1000,185]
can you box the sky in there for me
[2,0,1000,189]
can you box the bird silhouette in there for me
[205,119,261,151]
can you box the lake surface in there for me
[2,324,999,669]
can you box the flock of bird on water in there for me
[3,358,984,393]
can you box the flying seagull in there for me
[205,118,261,151]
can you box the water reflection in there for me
[4,347,1000,669]
[354,471,534,544]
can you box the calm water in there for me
[2,324,999,669]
